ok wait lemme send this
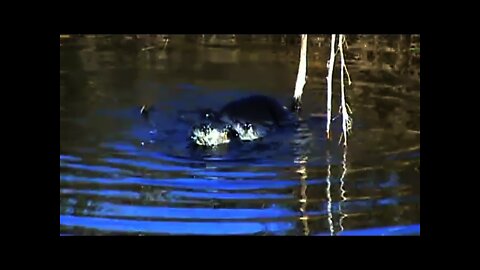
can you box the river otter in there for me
[141,94,301,147]
[188,95,297,146]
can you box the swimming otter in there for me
[189,95,296,146]
[141,94,300,147]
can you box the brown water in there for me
[60,34,420,235]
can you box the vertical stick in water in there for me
[339,35,348,146]
[293,34,308,109]
[326,34,336,139]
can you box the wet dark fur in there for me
[141,94,301,143]
[218,95,293,127]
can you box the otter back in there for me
[219,95,291,127]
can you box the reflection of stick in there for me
[338,148,348,234]
[326,35,336,140]
[296,157,309,236]
[326,150,334,236]
[292,34,308,111]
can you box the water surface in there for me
[60,34,420,235]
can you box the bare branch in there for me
[326,35,336,140]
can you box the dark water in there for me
[60,34,420,236]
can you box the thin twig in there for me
[339,34,349,146]
[163,38,169,50]
[293,34,308,100]
[141,46,155,51]
[344,63,352,86]
[326,35,336,140]
[345,102,353,115]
